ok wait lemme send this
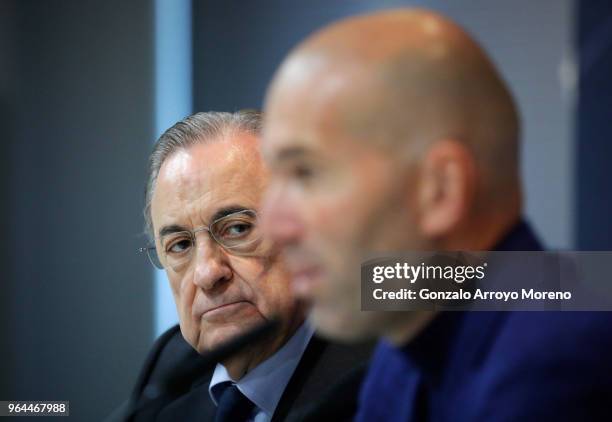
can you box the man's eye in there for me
[223,223,252,239]
[167,239,192,254]
[292,164,313,180]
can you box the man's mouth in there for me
[196,301,251,320]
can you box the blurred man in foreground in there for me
[118,111,371,422]
[262,9,612,421]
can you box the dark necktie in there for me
[214,382,256,422]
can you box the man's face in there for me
[150,134,301,354]
[262,65,423,341]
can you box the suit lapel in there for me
[156,371,216,422]
[271,337,328,422]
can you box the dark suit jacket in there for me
[113,324,372,422]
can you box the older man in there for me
[122,111,371,422]
[262,8,612,422]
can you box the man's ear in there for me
[415,139,477,239]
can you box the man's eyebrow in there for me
[210,206,250,223]
[158,224,188,238]
[274,146,311,160]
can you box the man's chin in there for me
[194,322,258,354]
[310,306,376,343]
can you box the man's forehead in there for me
[264,59,384,161]
[267,57,361,116]
[158,135,262,182]
[262,104,368,166]
[152,135,266,223]
[263,89,343,163]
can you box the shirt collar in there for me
[209,321,315,417]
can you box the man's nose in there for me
[192,236,232,291]
[261,184,304,248]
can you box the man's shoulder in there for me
[459,311,612,420]
[128,326,373,422]
[455,311,612,381]
[490,311,612,366]
[131,324,203,398]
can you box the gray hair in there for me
[143,110,262,239]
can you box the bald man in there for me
[261,8,612,422]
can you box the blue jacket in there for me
[357,221,612,421]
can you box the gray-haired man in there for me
[111,111,371,422]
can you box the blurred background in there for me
[0,0,610,420]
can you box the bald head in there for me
[261,8,523,341]
[266,8,520,205]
